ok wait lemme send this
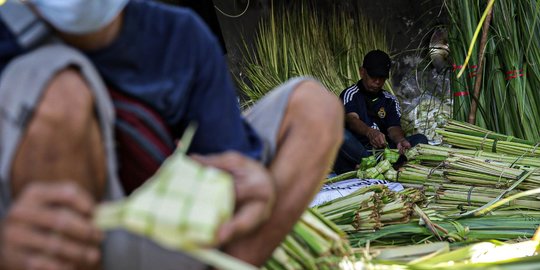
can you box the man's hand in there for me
[0,182,103,270]
[366,128,387,148]
[397,139,412,155]
[192,152,276,245]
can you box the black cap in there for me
[362,50,391,78]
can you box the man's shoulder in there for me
[380,90,402,116]
[381,90,398,102]
[340,83,362,103]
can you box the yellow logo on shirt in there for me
[378,107,386,118]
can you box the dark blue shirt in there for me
[0,0,263,160]
[339,80,401,144]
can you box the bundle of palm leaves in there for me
[236,0,391,107]
[446,0,540,142]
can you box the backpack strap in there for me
[0,0,51,49]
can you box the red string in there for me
[452,66,527,81]
[452,64,463,72]
[452,64,478,73]
[454,91,470,97]
[505,69,525,80]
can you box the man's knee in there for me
[35,68,95,134]
[288,81,344,134]
[341,130,369,159]
[408,134,429,146]
[11,67,105,198]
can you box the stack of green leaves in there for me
[405,143,540,168]
[399,154,540,191]
[315,185,424,234]
[381,123,540,249]
[424,183,540,217]
[339,188,537,253]
[262,209,355,270]
[349,216,540,249]
[435,120,540,157]
[399,153,540,224]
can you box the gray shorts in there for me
[0,43,316,269]
[244,76,313,164]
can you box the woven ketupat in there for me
[95,152,234,248]
[94,140,256,269]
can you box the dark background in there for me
[160,0,447,90]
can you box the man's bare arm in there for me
[387,126,411,154]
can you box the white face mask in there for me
[26,0,129,34]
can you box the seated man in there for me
[333,50,427,174]
[0,0,344,269]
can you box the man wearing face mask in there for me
[0,0,343,269]
[333,50,428,174]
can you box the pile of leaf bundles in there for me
[315,185,424,233]
[399,154,540,191]
[263,209,355,270]
[406,143,540,168]
[400,141,540,218]
[436,120,540,157]
[349,214,539,249]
